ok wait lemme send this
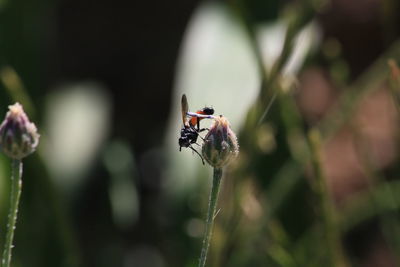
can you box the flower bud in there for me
[202,116,239,168]
[0,103,40,159]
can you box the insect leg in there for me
[187,112,215,119]
[189,146,205,165]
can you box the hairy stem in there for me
[2,159,23,267]
[199,168,223,267]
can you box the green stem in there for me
[2,159,23,267]
[199,168,223,267]
[308,129,347,267]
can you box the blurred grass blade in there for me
[0,66,35,118]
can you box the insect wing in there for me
[181,94,189,126]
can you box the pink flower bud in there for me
[0,103,40,159]
[202,116,239,168]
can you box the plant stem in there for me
[199,168,223,267]
[2,159,23,267]
[308,129,347,267]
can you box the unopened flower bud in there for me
[202,116,239,168]
[0,103,40,159]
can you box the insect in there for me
[189,106,215,131]
[178,94,214,164]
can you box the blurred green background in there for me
[1,0,400,266]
